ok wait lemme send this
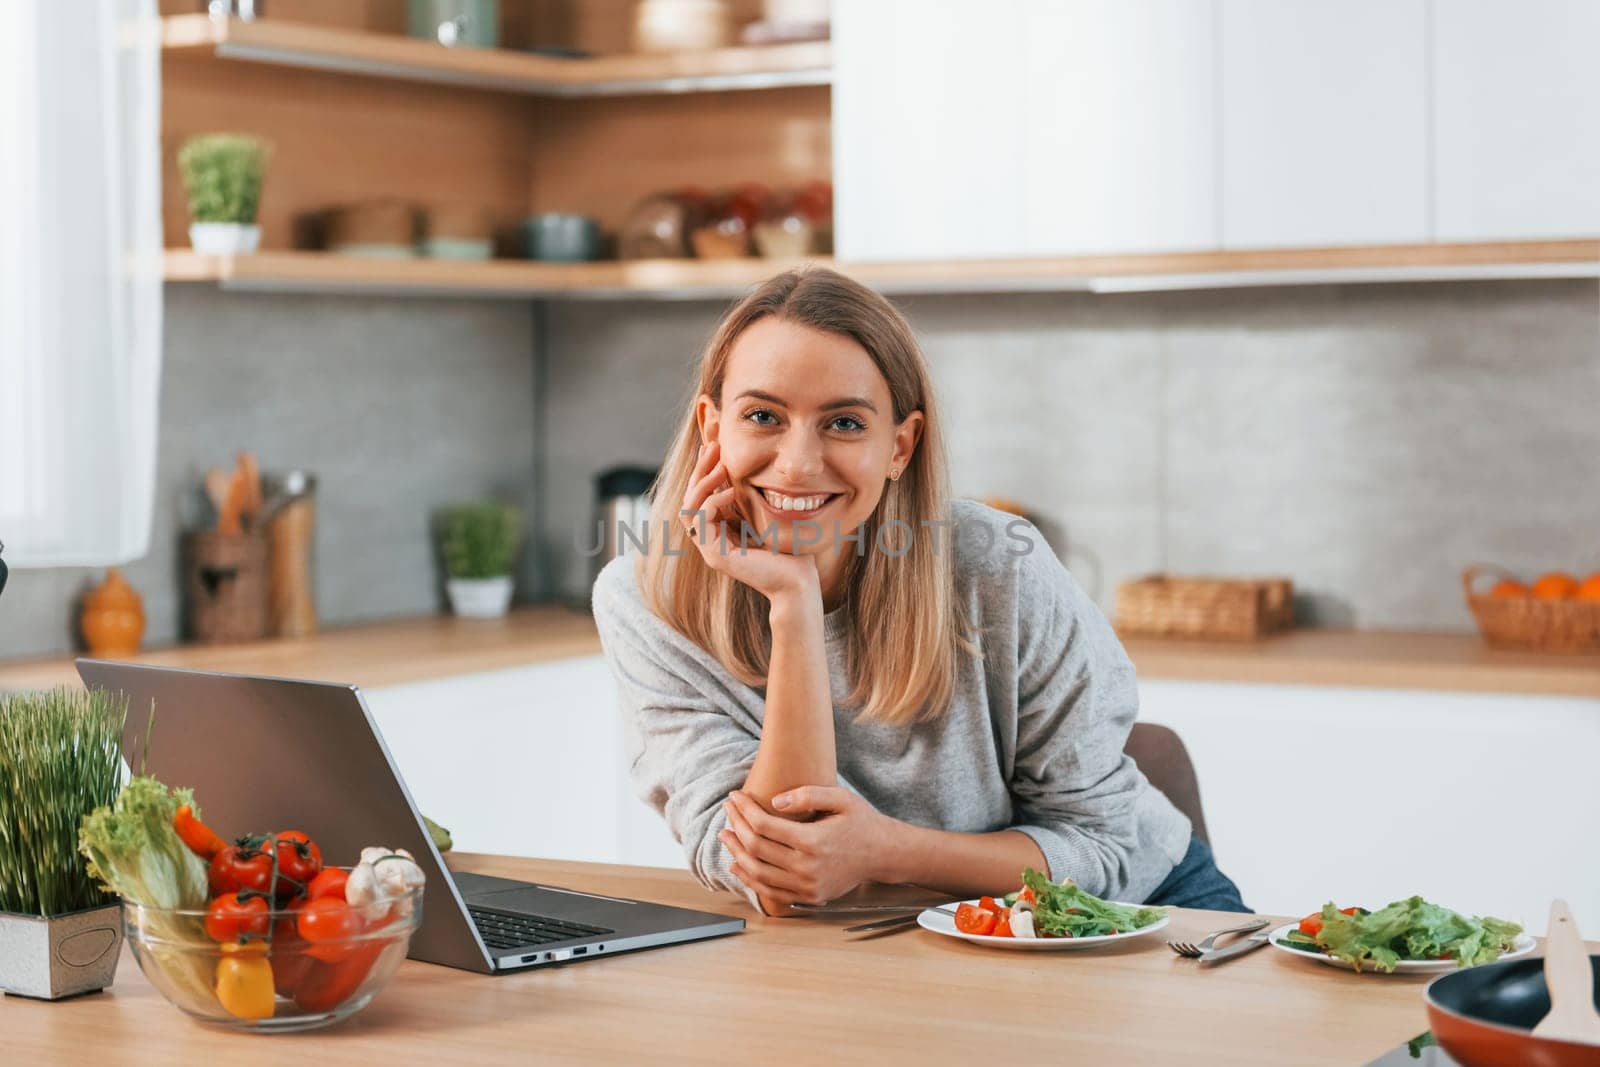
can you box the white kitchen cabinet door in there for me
[1024,1,1219,256]
[1433,0,1600,240]
[832,0,1027,262]
[1138,680,1600,934]
[1218,0,1428,248]
[365,658,685,870]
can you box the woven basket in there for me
[1462,564,1600,653]
[1115,574,1294,642]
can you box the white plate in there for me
[916,900,1170,951]
[1265,923,1538,974]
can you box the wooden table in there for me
[6,854,1529,1066]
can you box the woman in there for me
[592,269,1246,916]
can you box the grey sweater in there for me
[591,499,1191,905]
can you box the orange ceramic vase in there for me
[81,568,145,657]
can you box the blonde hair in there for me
[638,268,975,726]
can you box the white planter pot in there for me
[188,222,261,256]
[446,576,514,618]
[0,903,123,1000]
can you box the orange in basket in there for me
[1530,571,1580,599]
[1463,564,1600,653]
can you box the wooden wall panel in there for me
[527,86,830,231]
[162,55,537,250]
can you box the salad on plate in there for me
[945,868,1167,941]
[1273,895,1526,973]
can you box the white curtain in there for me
[0,0,163,568]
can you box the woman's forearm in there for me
[880,825,1048,898]
[741,586,836,806]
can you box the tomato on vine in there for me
[272,830,323,896]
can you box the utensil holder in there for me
[185,531,268,644]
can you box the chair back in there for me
[1124,723,1210,845]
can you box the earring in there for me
[889,468,900,481]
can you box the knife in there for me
[844,906,958,935]
[1198,930,1272,965]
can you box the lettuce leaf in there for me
[1021,868,1165,938]
[1313,896,1522,972]
[78,775,210,908]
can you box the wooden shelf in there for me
[161,14,832,98]
[162,249,829,300]
[163,240,1600,300]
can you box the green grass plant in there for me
[0,688,126,916]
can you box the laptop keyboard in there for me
[469,906,614,951]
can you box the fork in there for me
[1167,918,1271,957]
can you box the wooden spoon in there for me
[1531,900,1600,1046]
[204,468,230,516]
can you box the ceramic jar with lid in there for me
[80,568,145,657]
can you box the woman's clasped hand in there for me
[718,787,896,908]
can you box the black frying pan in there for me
[1426,955,1600,1067]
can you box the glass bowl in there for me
[122,884,422,1032]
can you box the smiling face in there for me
[697,317,922,564]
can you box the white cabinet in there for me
[1433,0,1600,240]
[1024,1,1217,256]
[362,657,1600,934]
[1138,680,1600,933]
[364,657,686,871]
[834,0,1213,262]
[1218,0,1428,248]
[834,0,1600,262]
[832,0,1027,262]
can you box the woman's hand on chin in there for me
[682,441,821,605]
[719,787,897,912]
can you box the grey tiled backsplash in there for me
[0,287,537,661]
[3,278,1595,662]
[543,279,1600,631]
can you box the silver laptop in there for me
[76,660,743,973]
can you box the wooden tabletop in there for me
[2,604,1596,698]
[4,853,1500,1065]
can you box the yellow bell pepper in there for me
[215,942,275,1020]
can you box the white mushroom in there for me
[1009,897,1036,938]
[346,847,426,921]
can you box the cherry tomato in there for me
[204,892,270,943]
[297,896,362,963]
[992,908,1013,937]
[1340,906,1362,916]
[954,902,998,936]
[1298,913,1324,937]
[215,941,275,1020]
[306,867,349,902]
[978,896,1001,914]
[1018,886,1037,906]
[209,843,274,897]
[272,830,323,896]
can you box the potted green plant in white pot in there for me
[177,133,269,256]
[437,501,523,618]
[0,688,127,1000]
